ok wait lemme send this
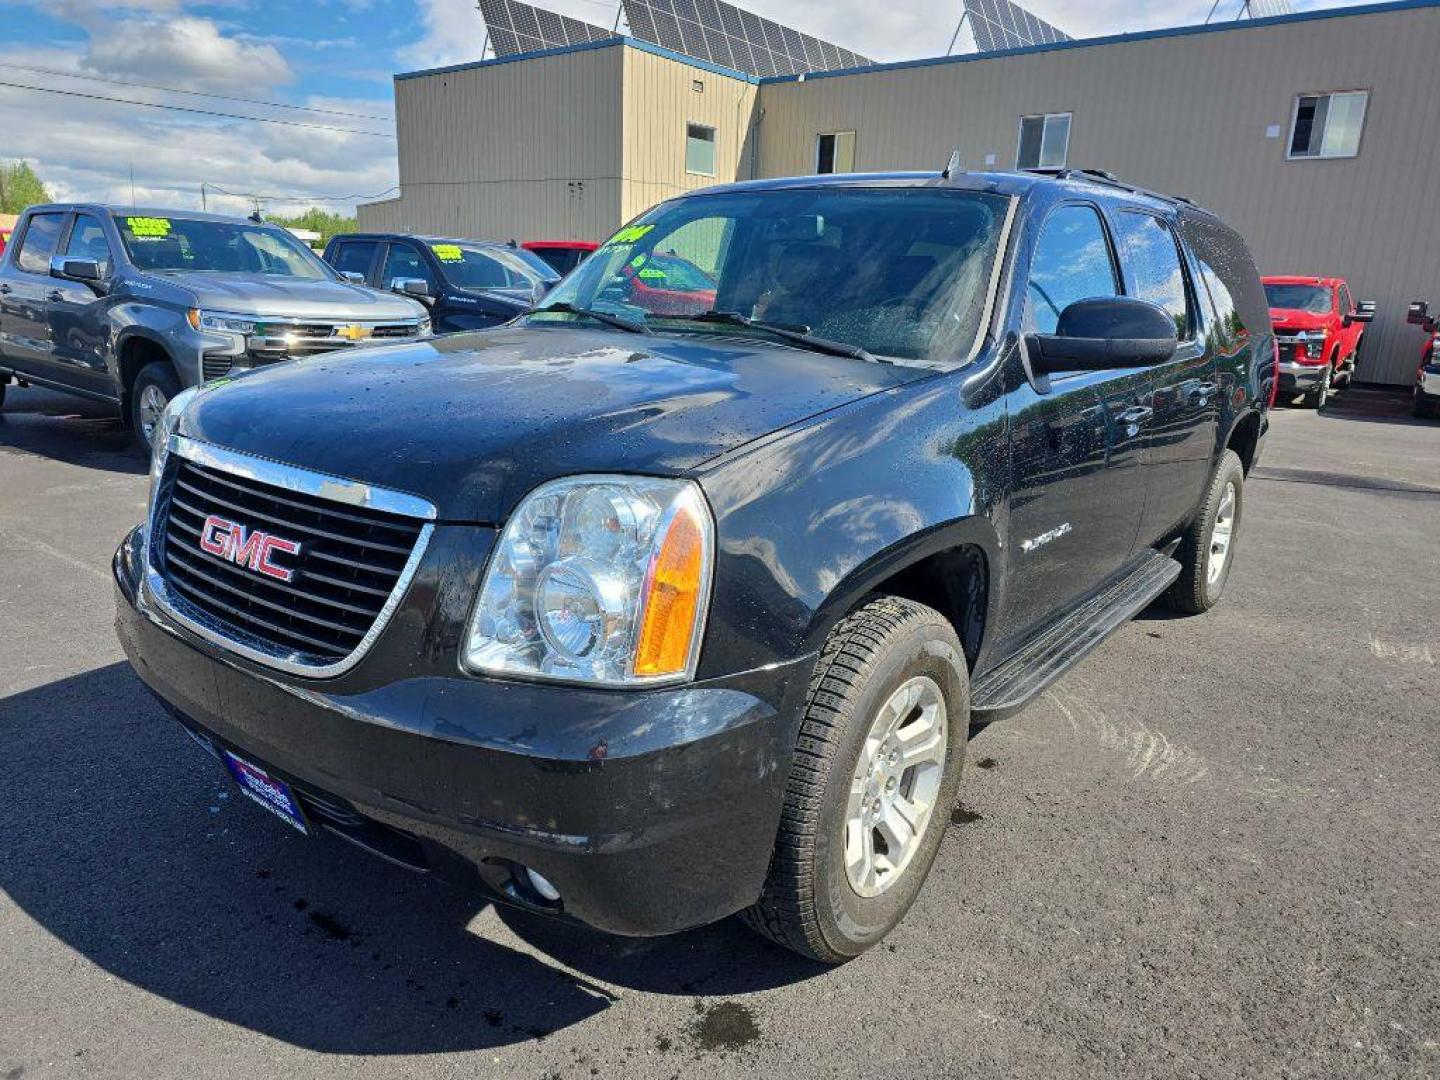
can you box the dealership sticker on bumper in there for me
[222,751,309,834]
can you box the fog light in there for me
[525,867,560,902]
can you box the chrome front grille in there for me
[145,439,435,675]
[248,318,425,358]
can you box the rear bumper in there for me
[113,526,810,936]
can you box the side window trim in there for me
[1108,207,1200,344]
[1026,198,1123,325]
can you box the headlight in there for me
[147,385,200,506]
[462,475,714,686]
[418,317,433,337]
[1296,330,1326,359]
[187,309,262,335]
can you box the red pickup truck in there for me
[1264,275,1374,408]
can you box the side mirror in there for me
[1346,300,1376,325]
[392,277,432,301]
[530,281,549,307]
[340,270,366,285]
[1025,296,1179,375]
[1407,300,1430,326]
[51,255,103,283]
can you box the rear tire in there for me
[129,362,181,453]
[1164,449,1245,615]
[743,596,969,964]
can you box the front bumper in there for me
[1418,366,1440,399]
[1277,360,1326,392]
[113,525,810,936]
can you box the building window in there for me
[685,123,716,176]
[1288,90,1367,159]
[1016,112,1070,170]
[816,131,856,174]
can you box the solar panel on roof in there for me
[478,0,618,57]
[620,0,872,77]
[961,0,1071,52]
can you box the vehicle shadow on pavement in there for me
[0,387,147,475]
[1311,384,1431,427]
[0,662,823,1055]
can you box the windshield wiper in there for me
[531,301,650,335]
[652,310,890,365]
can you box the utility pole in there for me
[129,162,136,207]
[201,182,207,212]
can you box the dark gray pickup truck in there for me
[0,205,430,448]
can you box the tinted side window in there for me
[1338,284,1352,314]
[381,243,436,289]
[16,212,66,275]
[1025,204,1118,334]
[1177,214,1269,341]
[63,214,114,277]
[1111,211,1191,338]
[331,240,378,278]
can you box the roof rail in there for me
[1027,166,1201,211]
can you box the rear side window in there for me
[1025,204,1118,334]
[15,212,65,275]
[1178,213,1269,342]
[331,240,378,279]
[1111,211,1192,338]
[380,243,436,290]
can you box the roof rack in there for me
[1024,166,1201,210]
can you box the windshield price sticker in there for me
[431,243,464,263]
[604,224,654,248]
[126,216,172,239]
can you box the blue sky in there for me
[0,0,1363,218]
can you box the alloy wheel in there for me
[844,675,948,898]
[138,384,169,449]
[1207,481,1237,586]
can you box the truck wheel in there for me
[1164,449,1244,615]
[1304,362,1332,409]
[743,596,969,963]
[1415,388,1439,419]
[130,362,181,452]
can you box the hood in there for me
[181,326,923,522]
[1269,308,1329,332]
[156,273,426,321]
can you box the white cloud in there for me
[84,16,292,92]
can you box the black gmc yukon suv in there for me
[114,170,1273,962]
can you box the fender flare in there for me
[798,514,1002,663]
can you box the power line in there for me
[2,63,395,122]
[204,182,401,204]
[0,80,396,138]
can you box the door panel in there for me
[1108,209,1217,542]
[0,211,68,377]
[48,213,116,395]
[999,201,1150,648]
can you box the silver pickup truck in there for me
[0,205,430,448]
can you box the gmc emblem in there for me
[198,514,302,583]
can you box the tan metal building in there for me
[360,0,1440,384]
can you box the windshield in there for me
[115,215,332,279]
[1264,283,1332,314]
[532,186,1010,365]
[431,241,559,291]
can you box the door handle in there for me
[1118,405,1154,424]
[47,290,64,303]
[0,284,11,295]
[1117,405,1153,438]
[1189,381,1219,402]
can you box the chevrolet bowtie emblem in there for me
[337,324,373,342]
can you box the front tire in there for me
[1304,362,1333,409]
[129,362,181,452]
[744,597,969,964]
[1416,388,1440,419]
[1165,449,1245,615]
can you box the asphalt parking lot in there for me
[2,382,1437,1079]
